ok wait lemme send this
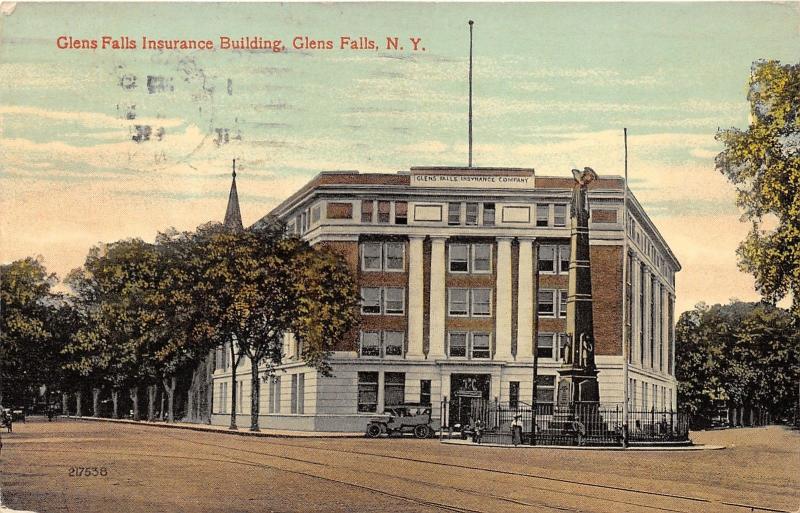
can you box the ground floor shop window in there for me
[384,372,405,407]
[357,372,378,412]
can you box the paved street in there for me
[1,419,797,513]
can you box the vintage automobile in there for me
[365,404,437,439]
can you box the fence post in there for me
[651,406,655,436]
[669,408,674,437]
[440,397,446,441]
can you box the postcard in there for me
[1,3,798,513]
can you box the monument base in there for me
[556,367,600,405]
[542,368,601,445]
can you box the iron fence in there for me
[440,398,689,446]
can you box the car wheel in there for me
[414,425,430,439]
[366,424,382,438]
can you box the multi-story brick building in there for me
[210,166,680,431]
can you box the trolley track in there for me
[160,431,792,513]
[165,435,796,513]
[8,446,478,513]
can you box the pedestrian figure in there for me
[473,419,483,444]
[511,414,523,446]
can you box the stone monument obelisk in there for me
[557,167,600,407]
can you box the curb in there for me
[64,416,364,439]
[439,439,725,451]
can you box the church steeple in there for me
[223,159,244,232]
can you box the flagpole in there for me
[468,20,474,168]
[622,128,630,448]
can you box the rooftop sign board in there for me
[410,172,534,189]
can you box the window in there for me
[361,288,381,314]
[559,244,570,274]
[357,372,379,413]
[448,289,469,316]
[360,331,404,358]
[554,204,567,227]
[448,202,461,225]
[450,243,492,273]
[449,332,491,359]
[448,332,468,357]
[471,333,491,359]
[384,331,404,357]
[384,372,406,407]
[395,202,408,225]
[642,381,649,410]
[420,380,432,405]
[377,201,390,223]
[559,290,568,318]
[537,333,554,359]
[472,244,492,273]
[449,244,469,272]
[384,288,405,315]
[465,203,479,225]
[535,375,556,404]
[269,376,281,414]
[536,204,549,227]
[538,246,555,273]
[471,289,492,317]
[297,374,305,414]
[237,380,244,413]
[311,206,321,223]
[291,374,298,414]
[361,200,374,223]
[538,290,555,317]
[449,289,490,317]
[218,382,227,414]
[509,382,520,409]
[360,331,381,357]
[362,242,404,272]
[362,243,382,271]
[482,203,495,226]
[385,242,404,271]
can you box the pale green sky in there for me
[1,2,798,313]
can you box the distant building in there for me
[210,166,680,431]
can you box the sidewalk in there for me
[440,438,725,450]
[64,416,364,438]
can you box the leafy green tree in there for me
[289,244,361,377]
[64,240,159,419]
[0,257,56,407]
[189,220,360,431]
[676,301,799,426]
[716,60,800,314]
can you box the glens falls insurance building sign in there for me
[410,171,534,189]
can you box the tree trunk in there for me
[163,377,176,422]
[147,385,157,421]
[160,388,166,420]
[229,343,239,430]
[186,370,196,423]
[250,357,261,432]
[75,390,83,417]
[62,392,69,416]
[112,389,120,419]
[92,388,100,417]
[129,387,139,420]
[206,357,214,424]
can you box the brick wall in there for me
[590,245,623,355]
